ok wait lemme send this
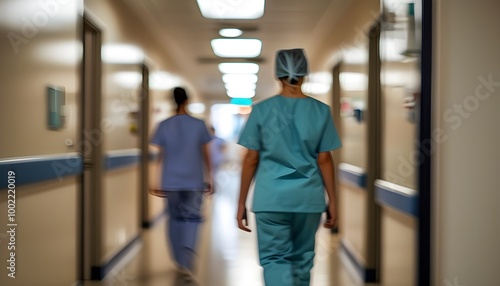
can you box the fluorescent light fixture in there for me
[227,90,255,98]
[211,39,262,58]
[113,72,142,88]
[219,28,243,37]
[188,103,206,114]
[339,72,368,91]
[225,82,257,91]
[222,74,258,84]
[150,71,182,90]
[230,98,253,106]
[102,44,144,64]
[196,0,265,19]
[219,63,259,74]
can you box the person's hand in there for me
[204,182,214,195]
[237,204,251,232]
[204,175,214,195]
[324,203,337,229]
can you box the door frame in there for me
[80,16,103,281]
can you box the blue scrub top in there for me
[151,114,212,191]
[238,95,342,213]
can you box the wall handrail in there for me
[338,162,367,189]
[375,179,419,217]
[0,153,82,189]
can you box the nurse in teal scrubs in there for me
[237,49,342,286]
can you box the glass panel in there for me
[339,45,369,169]
[380,0,420,189]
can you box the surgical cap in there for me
[275,48,309,83]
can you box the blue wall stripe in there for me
[340,242,376,282]
[104,153,141,170]
[0,154,82,190]
[0,149,149,189]
[375,180,419,217]
[338,163,367,189]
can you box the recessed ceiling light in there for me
[219,63,259,74]
[219,28,243,38]
[222,74,258,84]
[211,39,262,58]
[227,90,255,98]
[196,0,265,19]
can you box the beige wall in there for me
[0,1,81,285]
[339,183,368,263]
[0,178,78,286]
[380,207,416,286]
[433,1,500,285]
[102,166,140,262]
[308,0,380,73]
[0,0,81,158]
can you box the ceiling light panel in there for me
[227,90,255,98]
[211,39,262,58]
[219,28,243,37]
[222,74,258,84]
[197,0,265,19]
[219,63,259,74]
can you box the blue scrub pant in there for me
[165,191,204,271]
[255,212,322,286]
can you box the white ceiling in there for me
[121,0,348,102]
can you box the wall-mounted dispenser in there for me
[47,86,65,130]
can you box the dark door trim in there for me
[418,0,433,285]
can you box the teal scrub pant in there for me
[255,212,322,286]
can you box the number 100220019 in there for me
[7,171,16,216]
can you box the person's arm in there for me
[203,143,214,195]
[148,144,163,191]
[237,149,259,232]
[317,151,337,228]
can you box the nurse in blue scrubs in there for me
[237,49,341,286]
[150,87,213,282]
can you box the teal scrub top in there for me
[238,95,342,213]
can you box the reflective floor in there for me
[83,144,376,286]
